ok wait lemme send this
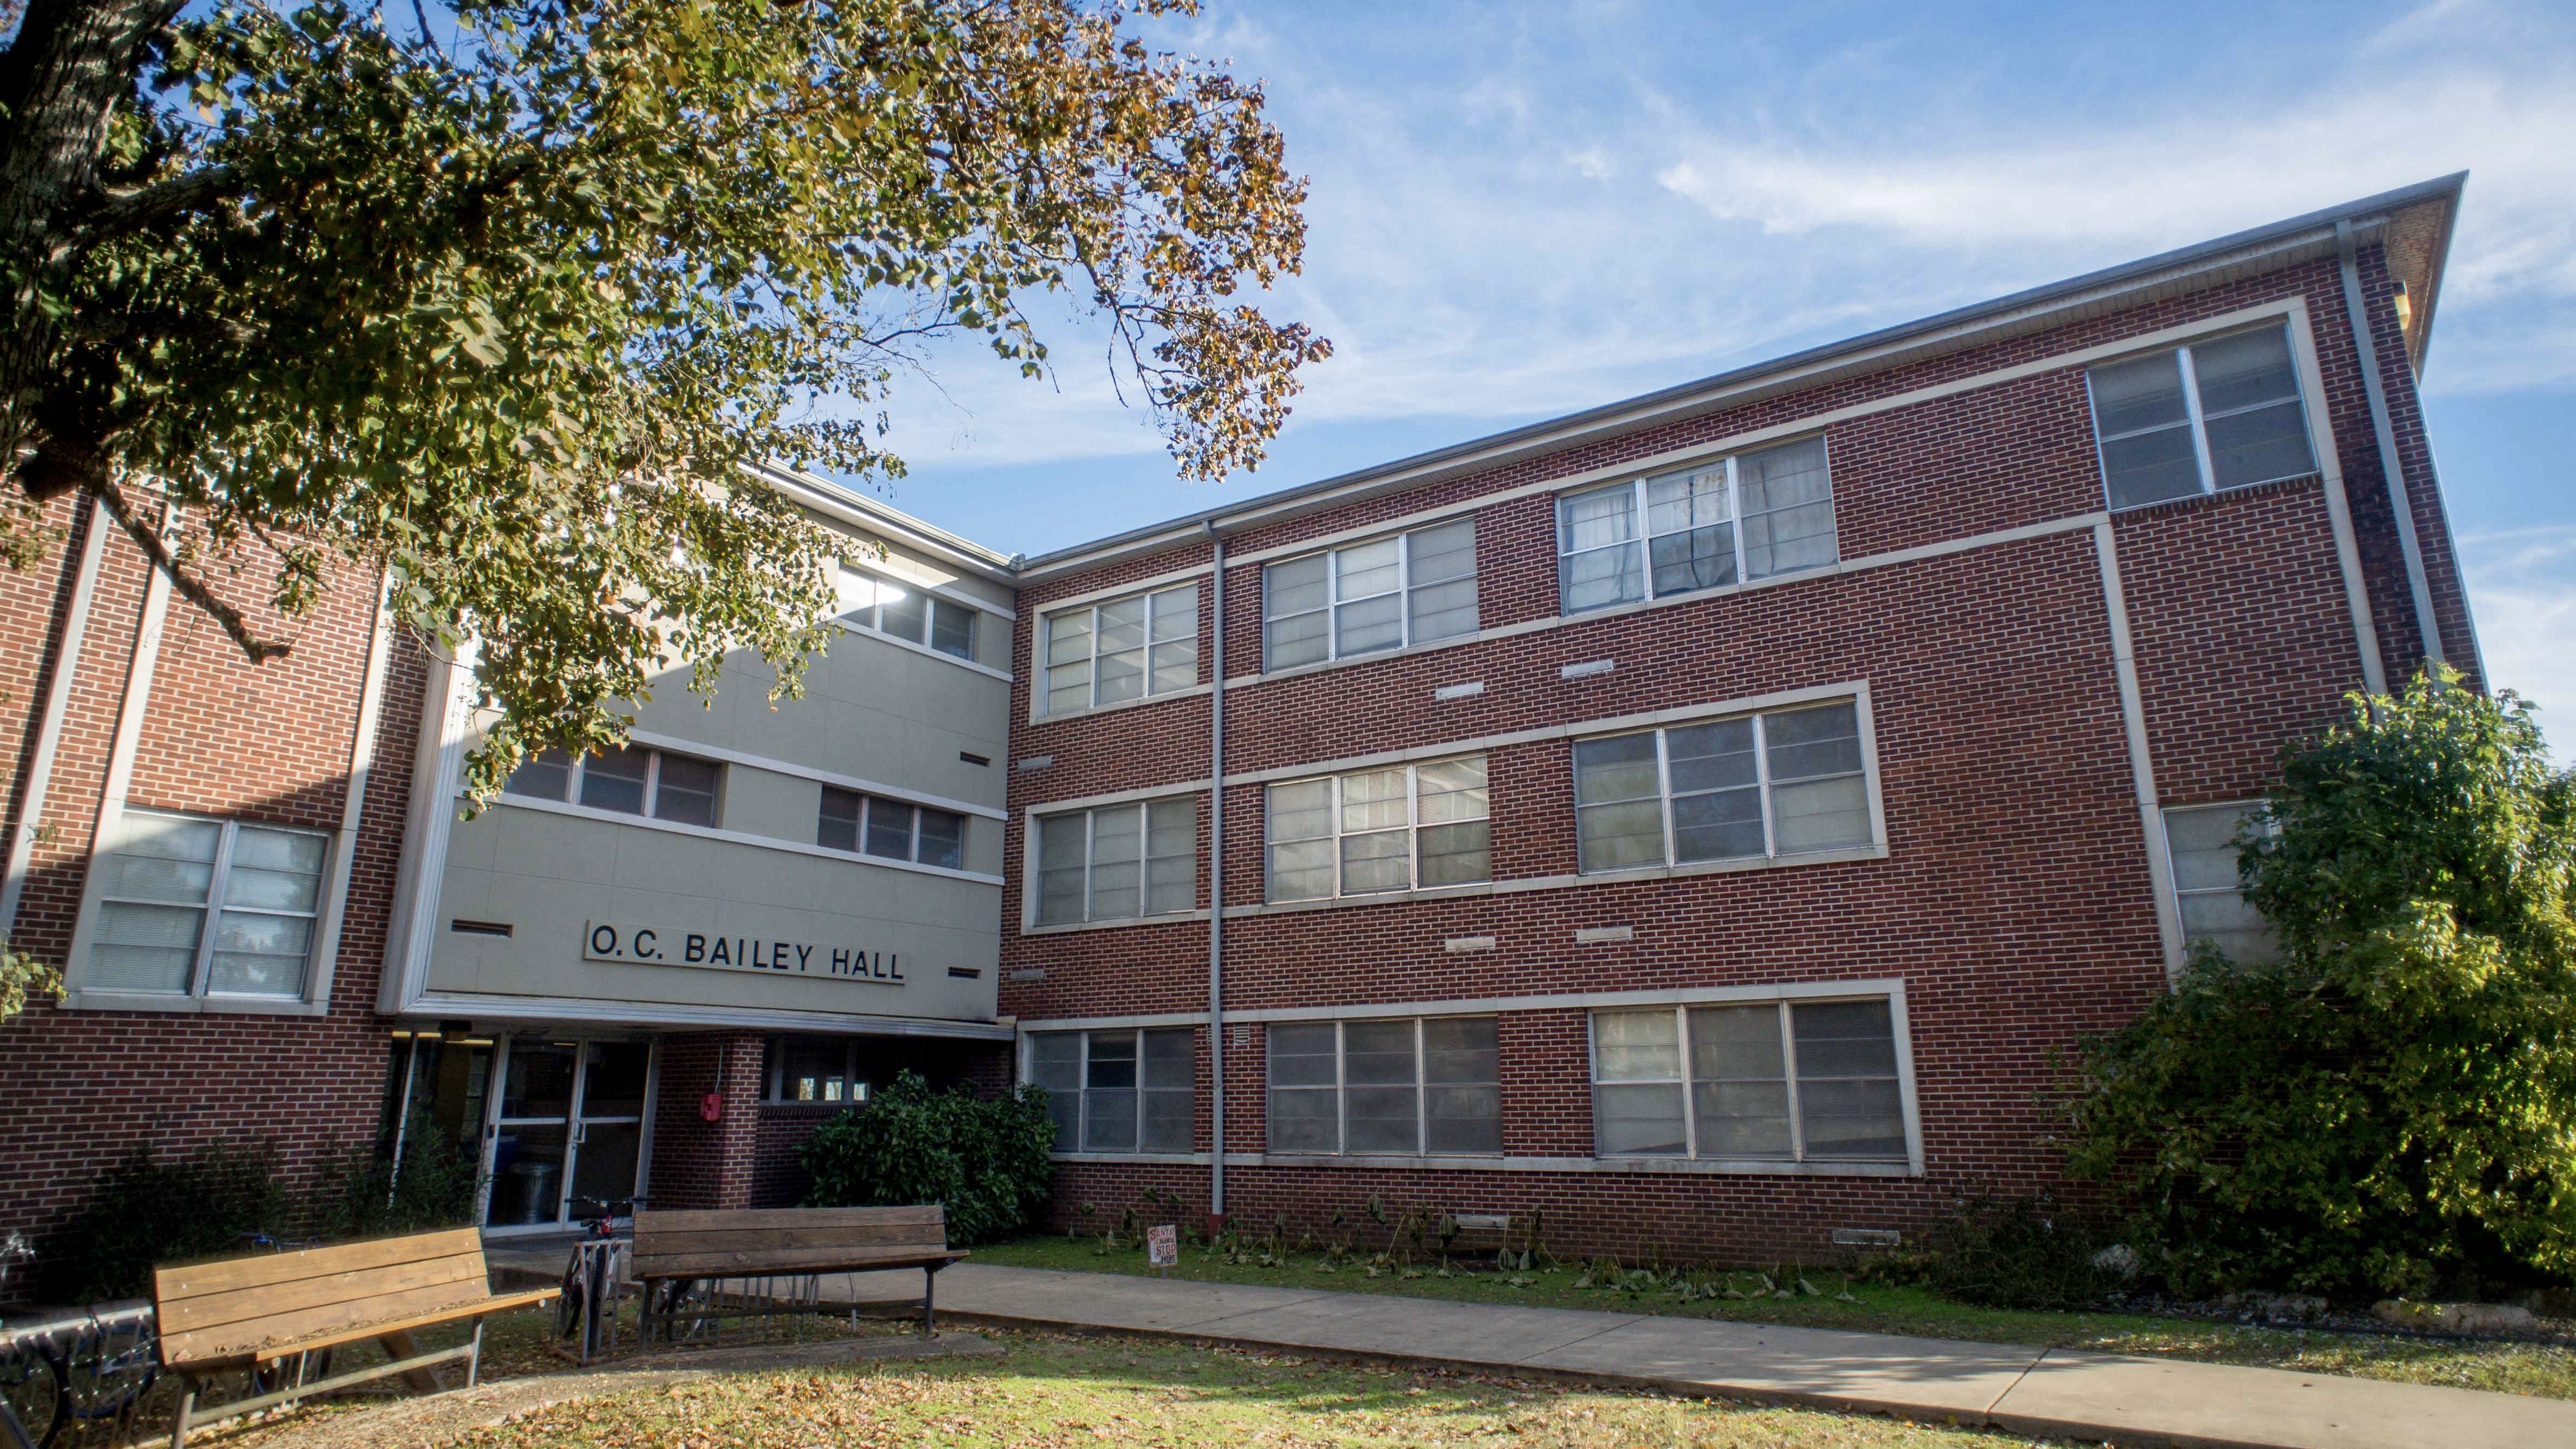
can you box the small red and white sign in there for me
[1145,1224,1179,1268]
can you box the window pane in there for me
[1671,787,1765,863]
[1558,487,1642,614]
[580,746,650,814]
[1688,1006,1792,1158]
[1559,485,1636,552]
[1405,520,1479,645]
[1086,1031,1138,1088]
[1340,770,1410,834]
[653,753,721,827]
[2191,326,2302,418]
[862,797,915,860]
[1044,611,1093,716]
[878,581,928,644]
[929,599,977,660]
[1266,1022,1339,1086]
[1266,837,1335,903]
[1150,585,1199,692]
[1559,542,1642,614]
[1594,1082,1687,1156]
[1036,814,1088,925]
[1344,1021,1415,1084]
[222,827,325,912]
[1045,660,1092,717]
[2165,804,2258,891]
[1666,719,1757,794]
[1415,757,1488,823]
[207,910,313,996]
[1791,1000,1906,1160]
[1344,1020,1418,1153]
[1031,1033,1081,1151]
[1738,438,1835,579]
[100,814,220,903]
[2204,401,2316,490]
[1089,805,1142,920]
[916,808,965,870]
[1266,1022,1339,1153]
[1645,465,1729,535]
[1084,1031,1137,1152]
[1650,526,1738,595]
[1577,801,1665,873]
[88,901,204,992]
[1334,592,1404,657]
[2101,424,2207,509]
[1424,1017,1502,1155]
[1592,1008,1680,1080]
[1647,467,1736,594]
[1765,704,1861,782]
[1096,597,1147,704]
[1143,1088,1194,1153]
[503,750,574,802]
[1096,650,1146,705]
[1417,821,1491,888]
[1772,775,1870,853]
[1334,537,1401,600]
[2092,351,2202,508]
[1340,830,1411,895]
[833,567,878,624]
[817,786,862,852]
[1575,732,1660,805]
[1265,781,1334,901]
[1267,779,1334,841]
[1264,556,1332,670]
[1142,1027,1195,1090]
[784,1037,850,1104]
[2090,351,2192,436]
[1144,797,1196,914]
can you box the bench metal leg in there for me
[168,1378,197,1449]
[467,1320,486,1387]
[377,1330,443,1393]
[922,1263,939,1339]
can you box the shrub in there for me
[2064,672,2576,1300]
[1924,1195,2111,1310]
[37,1141,286,1302]
[799,1071,1054,1244]
[310,1114,484,1238]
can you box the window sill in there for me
[831,618,1013,683]
[1028,681,1211,727]
[1217,844,1887,920]
[58,988,329,1018]
[1227,1151,1916,1178]
[1019,909,1212,937]
[1049,1151,1209,1165]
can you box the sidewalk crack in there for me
[1983,1347,2050,1422]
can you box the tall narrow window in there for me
[1033,797,1198,925]
[2088,324,2317,510]
[2163,802,2280,966]
[836,566,981,663]
[1589,999,1907,1163]
[1042,583,1199,714]
[86,810,329,1000]
[504,746,726,828]
[1558,437,1835,617]
[1263,519,1480,671]
[1572,701,1870,874]
[1264,756,1490,902]
[1028,1028,1195,1153]
[1263,1017,1502,1156]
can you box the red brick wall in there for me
[647,1031,766,1211]
[0,512,422,1245]
[998,242,2463,1264]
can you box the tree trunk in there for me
[0,0,176,497]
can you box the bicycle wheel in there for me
[44,1317,158,1448]
[0,1345,56,1449]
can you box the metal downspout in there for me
[2335,219,2448,679]
[1204,523,1227,1230]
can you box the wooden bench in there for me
[153,1227,557,1447]
[630,1205,965,1340]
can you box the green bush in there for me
[37,1141,286,1302]
[799,1071,1054,1244]
[311,1114,484,1238]
[1924,1195,2112,1310]
[2065,672,2576,1301]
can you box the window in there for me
[1264,757,1490,902]
[818,786,965,870]
[1557,437,1834,615]
[86,810,330,999]
[2164,802,2280,966]
[1590,1000,1906,1163]
[1041,583,1199,715]
[503,745,724,827]
[1034,797,1197,925]
[1573,701,1870,874]
[836,566,980,662]
[1265,1017,1501,1155]
[1027,1028,1194,1153]
[763,1035,873,1104]
[1262,519,1479,670]
[2088,324,2318,511]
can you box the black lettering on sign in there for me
[590,923,619,958]
[686,934,706,963]
[710,937,731,966]
[634,928,659,961]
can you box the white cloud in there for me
[2460,525,2576,760]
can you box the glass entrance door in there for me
[481,1036,654,1231]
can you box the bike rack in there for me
[0,1303,160,1449]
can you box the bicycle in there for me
[557,1196,643,1363]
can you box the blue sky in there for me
[851,0,2574,750]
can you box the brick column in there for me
[648,1032,765,1210]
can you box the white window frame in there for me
[835,563,981,663]
[1556,436,1835,616]
[1263,757,1490,903]
[1030,796,1199,927]
[2085,323,2321,512]
[1585,996,1912,1167]
[2160,799,2283,965]
[80,809,332,1002]
[1572,701,1876,875]
[1262,1015,1503,1158]
[1038,583,1200,717]
[1025,1027,1197,1156]
[1261,519,1479,670]
[503,745,726,827]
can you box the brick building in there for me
[0,173,2483,1268]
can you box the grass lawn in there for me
[972,1233,2576,1401]
[436,1327,2060,1448]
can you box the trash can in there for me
[504,1159,560,1225]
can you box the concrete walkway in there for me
[806,1262,2575,1449]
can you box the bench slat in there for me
[632,1247,965,1280]
[159,1275,502,1367]
[634,1223,945,1255]
[159,1251,489,1337]
[155,1228,485,1303]
[162,1287,560,1371]
[634,1206,943,1232]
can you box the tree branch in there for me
[89,476,293,663]
[75,162,239,245]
